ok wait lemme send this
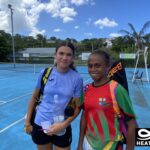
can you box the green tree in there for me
[0,34,11,61]
[14,34,25,51]
[23,36,36,48]
[36,34,46,47]
[119,21,150,49]
[111,36,135,53]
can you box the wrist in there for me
[63,120,70,128]
[24,123,31,126]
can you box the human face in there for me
[88,54,109,84]
[55,46,74,71]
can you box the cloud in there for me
[22,0,38,7]
[60,7,77,23]
[0,0,45,37]
[45,0,77,23]
[74,25,79,29]
[71,0,88,6]
[71,0,95,6]
[109,33,122,38]
[0,0,90,37]
[84,32,93,37]
[94,17,118,29]
[45,0,66,18]
[0,0,77,37]
[29,28,45,37]
[0,10,9,32]
[54,28,61,32]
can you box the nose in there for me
[62,54,68,60]
[89,65,96,71]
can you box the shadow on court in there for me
[0,67,150,150]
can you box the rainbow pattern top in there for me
[82,80,135,150]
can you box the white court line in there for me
[0,78,91,133]
[0,92,32,106]
[0,117,25,134]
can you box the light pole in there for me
[8,4,15,68]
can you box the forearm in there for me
[63,97,82,127]
[78,111,86,147]
[25,89,39,125]
[63,107,81,128]
[126,119,137,150]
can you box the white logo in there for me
[137,129,150,140]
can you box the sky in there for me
[0,0,150,41]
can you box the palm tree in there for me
[119,21,150,49]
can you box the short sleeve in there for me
[78,84,90,109]
[116,84,136,119]
[73,75,83,98]
[35,69,45,90]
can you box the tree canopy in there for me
[119,21,150,50]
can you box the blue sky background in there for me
[0,0,150,41]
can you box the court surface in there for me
[0,66,150,150]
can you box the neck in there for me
[56,66,69,73]
[93,78,109,87]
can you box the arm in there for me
[48,98,81,135]
[24,88,40,134]
[126,119,138,150]
[63,97,81,127]
[77,111,86,150]
[115,84,137,149]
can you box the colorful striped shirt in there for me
[82,80,135,150]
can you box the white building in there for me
[104,38,113,48]
[19,47,55,57]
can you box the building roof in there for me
[20,47,55,54]
[19,47,56,57]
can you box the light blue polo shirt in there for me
[34,67,83,126]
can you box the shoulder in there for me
[40,68,45,74]
[69,69,83,80]
[109,80,118,85]
[109,80,128,96]
[40,67,52,77]
[69,68,79,75]
[109,80,123,89]
[38,68,46,78]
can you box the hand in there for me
[46,122,65,135]
[24,124,33,134]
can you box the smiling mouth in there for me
[91,73,99,76]
[60,61,68,64]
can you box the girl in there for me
[24,42,83,150]
[77,50,137,150]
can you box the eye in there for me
[66,53,72,57]
[88,64,93,68]
[95,64,101,68]
[59,52,64,55]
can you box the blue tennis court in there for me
[0,66,150,150]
